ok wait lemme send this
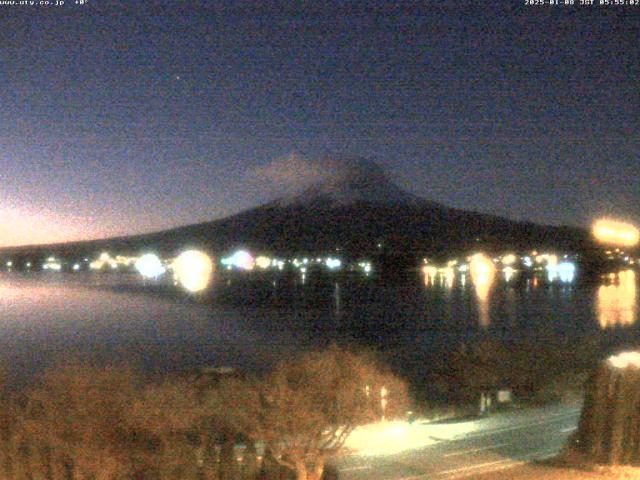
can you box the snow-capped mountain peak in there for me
[277,158,424,207]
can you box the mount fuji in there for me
[125,157,588,257]
[1,158,589,260]
[275,158,428,208]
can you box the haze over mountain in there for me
[276,158,427,208]
[0,158,592,261]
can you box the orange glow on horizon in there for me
[0,205,164,248]
[0,207,99,247]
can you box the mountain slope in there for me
[126,157,588,256]
[0,158,590,258]
[275,157,429,208]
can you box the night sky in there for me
[1,1,638,247]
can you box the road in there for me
[334,403,582,480]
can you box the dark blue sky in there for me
[1,1,638,246]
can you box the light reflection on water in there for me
[1,267,639,382]
[443,268,455,289]
[422,266,437,287]
[469,254,497,328]
[0,273,307,380]
[597,270,637,329]
[421,264,640,332]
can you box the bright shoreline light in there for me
[135,253,165,279]
[326,257,341,270]
[222,250,254,271]
[608,351,640,369]
[172,250,214,292]
[593,219,640,247]
[469,253,497,287]
[255,255,271,270]
[547,261,576,283]
[502,254,517,266]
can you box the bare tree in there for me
[212,344,410,480]
[21,364,142,479]
[129,376,210,479]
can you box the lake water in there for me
[0,269,638,385]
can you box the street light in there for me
[593,219,639,247]
[381,386,388,421]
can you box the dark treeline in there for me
[417,332,636,412]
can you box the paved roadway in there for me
[334,403,582,480]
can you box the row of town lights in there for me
[133,250,214,292]
[219,251,373,275]
[1,249,372,280]
[423,251,579,283]
[3,217,636,284]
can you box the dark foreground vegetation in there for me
[575,353,640,465]
[397,333,613,423]
[0,345,408,480]
[0,331,620,480]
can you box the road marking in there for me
[438,458,512,476]
[438,447,561,479]
[393,459,513,480]
[443,442,510,458]
[560,426,577,433]
[460,411,580,440]
[392,446,563,480]
[340,465,371,472]
[441,459,528,479]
